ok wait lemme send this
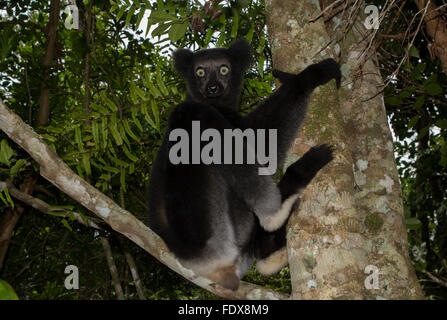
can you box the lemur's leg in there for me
[256,145,334,275]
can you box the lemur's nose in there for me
[207,85,218,93]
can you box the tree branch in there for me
[421,270,447,288]
[0,180,102,229]
[100,235,125,300]
[0,98,288,300]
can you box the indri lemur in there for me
[147,39,341,290]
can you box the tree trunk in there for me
[414,0,447,73]
[37,0,60,126]
[265,0,424,299]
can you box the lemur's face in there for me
[173,39,251,109]
[193,57,232,99]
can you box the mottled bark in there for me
[265,0,424,299]
[0,98,287,300]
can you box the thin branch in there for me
[119,186,146,300]
[100,235,125,300]
[309,0,345,23]
[25,65,32,124]
[421,270,447,288]
[384,0,430,87]
[0,180,102,229]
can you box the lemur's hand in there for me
[311,59,341,88]
[273,58,341,89]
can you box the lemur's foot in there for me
[287,144,334,185]
[278,144,334,199]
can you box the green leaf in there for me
[424,82,443,96]
[419,125,429,139]
[61,219,73,232]
[0,139,14,166]
[150,100,160,128]
[75,127,83,151]
[123,145,139,162]
[116,6,127,21]
[246,22,254,43]
[156,69,169,96]
[385,96,402,106]
[100,91,118,112]
[4,188,13,208]
[148,81,162,98]
[91,103,109,115]
[120,168,127,192]
[109,155,129,167]
[203,28,214,48]
[41,133,57,142]
[82,153,91,176]
[230,12,239,38]
[216,31,226,47]
[123,119,140,142]
[413,95,424,110]
[143,110,157,130]
[258,56,265,77]
[133,84,148,101]
[132,114,144,132]
[129,83,138,104]
[148,10,175,23]
[103,166,120,174]
[406,217,421,230]
[109,119,123,146]
[125,6,136,26]
[151,22,171,37]
[92,121,99,147]
[118,123,130,146]
[101,118,108,149]
[409,46,420,58]
[435,119,447,129]
[0,280,19,300]
[168,21,188,43]
[0,191,7,206]
[48,205,75,211]
[257,36,265,54]
[408,115,419,128]
[10,159,26,176]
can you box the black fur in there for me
[147,39,340,289]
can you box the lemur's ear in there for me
[228,39,252,71]
[173,48,194,78]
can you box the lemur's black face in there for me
[173,39,251,110]
[193,58,231,99]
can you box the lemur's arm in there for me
[242,59,341,167]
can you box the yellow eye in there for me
[220,65,229,75]
[196,68,205,77]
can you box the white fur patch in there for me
[256,247,288,275]
[259,194,299,232]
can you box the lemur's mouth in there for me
[206,92,223,98]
